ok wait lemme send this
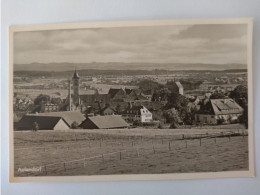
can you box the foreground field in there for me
[13,128,248,177]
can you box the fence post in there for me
[44,165,47,175]
[161,139,163,144]
[200,138,202,146]
[136,148,139,157]
[83,158,86,168]
[100,140,102,147]
[182,134,185,140]
[214,137,217,144]
[120,152,122,160]
[63,162,66,171]
[168,142,171,151]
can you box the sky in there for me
[14,24,247,67]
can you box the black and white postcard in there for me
[9,18,254,182]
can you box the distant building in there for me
[99,104,116,115]
[122,104,153,123]
[17,115,70,130]
[80,115,129,129]
[40,103,59,113]
[195,99,243,124]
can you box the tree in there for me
[239,106,248,128]
[184,107,197,125]
[32,122,39,131]
[71,121,79,129]
[210,92,227,99]
[51,97,62,104]
[152,88,171,101]
[163,108,180,124]
[164,92,189,120]
[169,122,179,129]
[34,94,50,105]
[178,79,203,90]
[229,85,248,108]
[115,104,122,114]
[229,85,248,128]
[137,79,163,93]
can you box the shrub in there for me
[133,120,141,127]
[32,122,39,131]
[217,118,225,125]
[170,122,179,129]
[71,121,79,129]
[158,123,163,129]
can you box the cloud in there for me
[14,24,247,65]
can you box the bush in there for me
[170,122,179,129]
[32,122,39,131]
[71,121,79,129]
[158,123,163,129]
[133,120,142,127]
[217,118,225,125]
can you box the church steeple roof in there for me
[72,69,80,79]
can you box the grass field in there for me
[13,128,249,177]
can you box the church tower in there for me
[72,69,80,106]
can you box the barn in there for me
[16,115,70,130]
[195,99,244,124]
[31,111,85,127]
[80,115,129,129]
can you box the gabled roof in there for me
[30,111,85,126]
[108,88,125,98]
[81,115,129,129]
[100,106,115,114]
[197,99,243,115]
[17,115,69,130]
[125,88,133,95]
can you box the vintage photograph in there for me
[9,19,254,182]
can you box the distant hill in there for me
[14,62,247,72]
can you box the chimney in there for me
[68,80,71,111]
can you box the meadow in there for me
[13,128,249,177]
